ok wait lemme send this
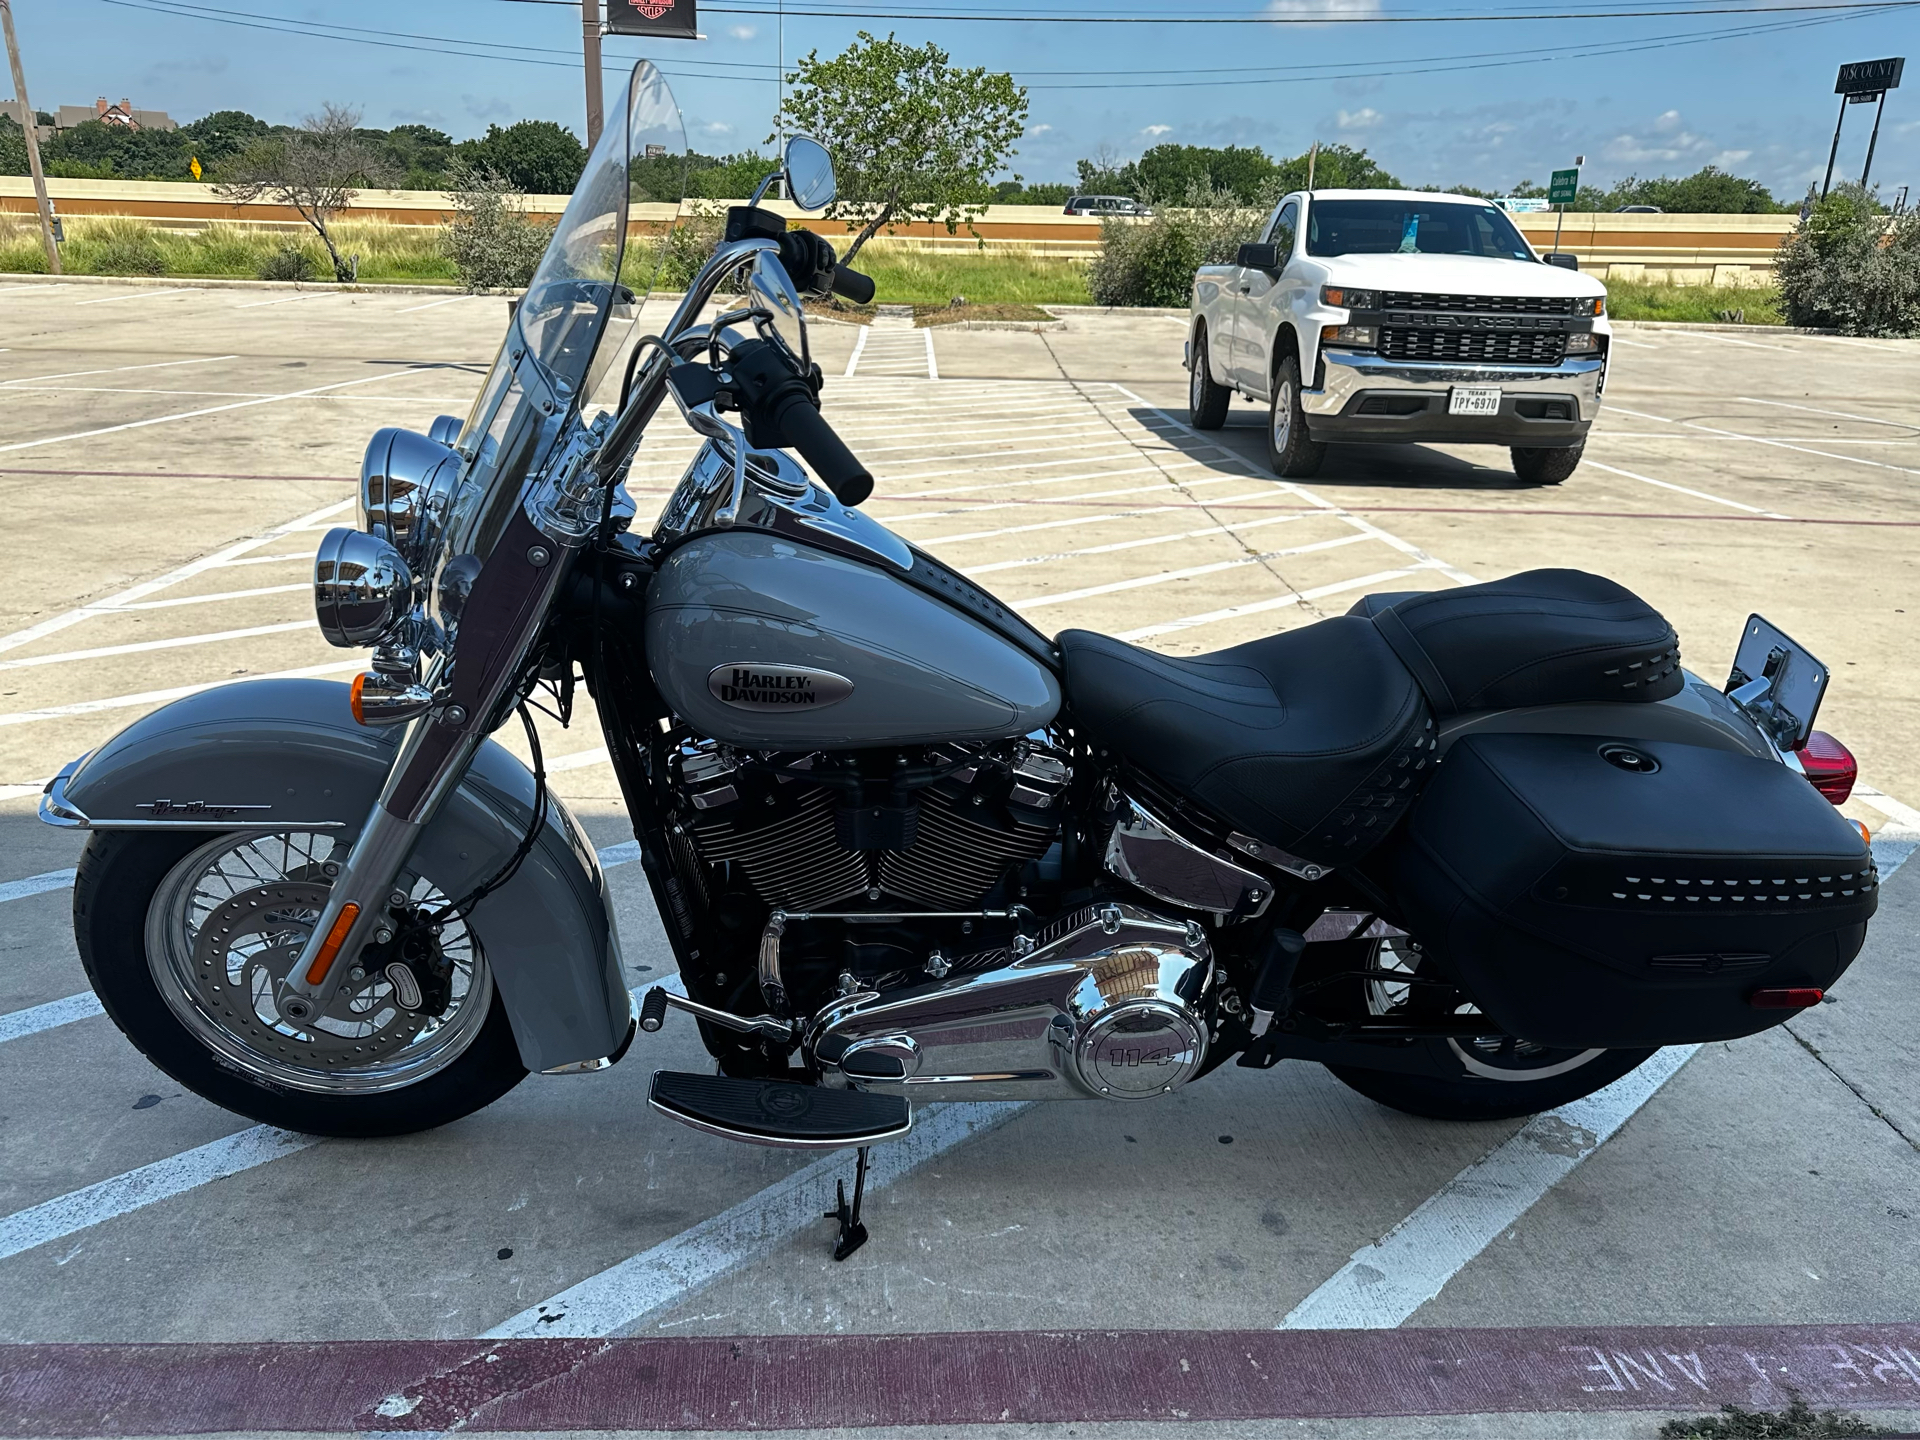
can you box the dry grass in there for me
[0,215,457,284]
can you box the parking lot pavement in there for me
[1,281,1917,1434]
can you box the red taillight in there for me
[1751,987,1824,1010]
[1797,730,1857,805]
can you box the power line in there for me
[90,0,1905,89]
[485,0,1920,21]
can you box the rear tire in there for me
[1326,1043,1657,1122]
[1266,354,1327,478]
[1511,442,1584,486]
[1188,328,1230,430]
[76,830,527,1138]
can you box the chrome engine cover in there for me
[810,902,1212,1102]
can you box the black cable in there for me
[415,702,549,936]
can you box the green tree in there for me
[776,31,1029,263]
[0,115,27,177]
[180,110,271,170]
[1134,144,1276,205]
[992,179,1073,205]
[1075,144,1137,196]
[382,123,456,189]
[1594,165,1789,214]
[687,150,779,199]
[1271,143,1400,193]
[454,120,586,195]
[217,103,395,281]
[1775,183,1919,334]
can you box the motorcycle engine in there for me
[668,736,1070,914]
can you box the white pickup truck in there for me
[1185,188,1610,485]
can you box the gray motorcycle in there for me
[42,65,1876,1256]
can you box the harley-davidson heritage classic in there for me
[44,64,1878,1260]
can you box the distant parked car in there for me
[1064,195,1152,216]
[1614,205,1663,213]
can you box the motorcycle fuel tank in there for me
[647,530,1061,749]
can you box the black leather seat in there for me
[1059,616,1436,864]
[1346,569,1682,714]
[1060,570,1683,866]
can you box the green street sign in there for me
[1549,168,1580,204]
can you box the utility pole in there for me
[582,0,604,149]
[0,0,60,275]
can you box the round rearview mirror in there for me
[784,136,835,212]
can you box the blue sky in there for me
[10,0,1919,198]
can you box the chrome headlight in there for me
[359,428,460,574]
[314,528,413,648]
[426,414,464,448]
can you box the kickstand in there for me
[825,1145,871,1261]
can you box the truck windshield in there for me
[1306,200,1534,261]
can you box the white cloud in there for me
[1030,123,1052,135]
[1337,107,1382,131]
[728,24,757,39]
[699,119,735,137]
[1141,124,1173,137]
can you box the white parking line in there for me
[924,327,939,382]
[0,499,352,656]
[1117,567,1427,642]
[918,488,1281,547]
[0,368,431,455]
[0,660,362,729]
[0,869,77,905]
[0,620,317,673]
[1010,533,1374,612]
[101,581,313,612]
[0,355,238,388]
[841,325,868,378]
[1585,460,1788,518]
[394,296,473,314]
[1605,403,1920,483]
[1280,1045,1701,1329]
[483,1101,1028,1339]
[0,1125,322,1263]
[0,993,104,1045]
[1737,397,1919,430]
[964,511,1315,577]
[75,289,206,306]
[235,293,338,310]
[216,551,316,568]
[0,284,68,297]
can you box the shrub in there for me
[651,205,729,293]
[1088,182,1262,307]
[444,164,549,291]
[258,243,316,282]
[1775,185,1920,336]
[67,217,167,275]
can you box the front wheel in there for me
[1511,442,1585,486]
[1266,354,1327,478]
[1326,1041,1657,1122]
[75,829,527,1138]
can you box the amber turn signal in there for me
[304,903,361,986]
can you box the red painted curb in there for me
[3,1324,1920,1434]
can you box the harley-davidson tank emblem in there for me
[708,664,853,711]
[628,0,675,16]
[136,800,273,818]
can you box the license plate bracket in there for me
[1448,386,1503,417]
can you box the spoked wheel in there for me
[1322,935,1655,1122]
[76,830,526,1137]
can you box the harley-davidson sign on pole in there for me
[605,0,698,39]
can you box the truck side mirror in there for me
[1544,253,1580,271]
[1237,242,1280,272]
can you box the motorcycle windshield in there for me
[449,62,686,562]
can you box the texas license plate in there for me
[1449,386,1503,416]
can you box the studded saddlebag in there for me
[1388,732,1877,1048]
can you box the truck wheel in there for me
[75,829,528,1138]
[1511,442,1584,486]
[1266,355,1327,478]
[1188,329,1230,430]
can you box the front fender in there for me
[53,679,630,1073]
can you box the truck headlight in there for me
[1579,296,1606,317]
[1565,332,1602,354]
[1322,324,1378,348]
[315,528,414,648]
[1322,286,1378,309]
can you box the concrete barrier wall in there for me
[1,176,1798,283]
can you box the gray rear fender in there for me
[59,678,630,1073]
[1437,669,1777,758]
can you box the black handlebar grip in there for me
[777,395,874,506]
[831,265,876,305]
